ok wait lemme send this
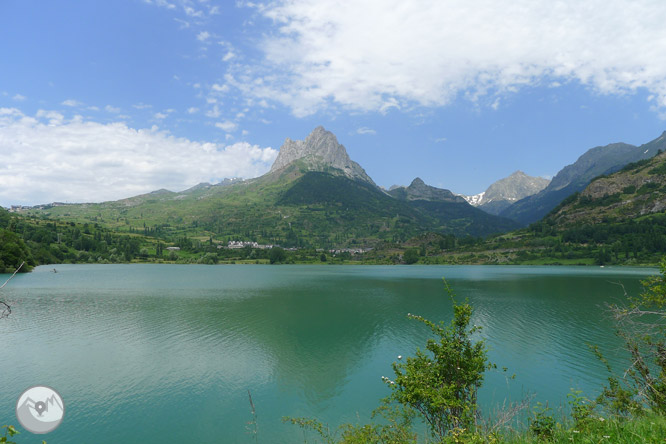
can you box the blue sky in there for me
[2,0,666,206]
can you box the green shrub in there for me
[403,248,419,264]
[386,280,490,440]
[529,402,555,439]
[269,247,286,264]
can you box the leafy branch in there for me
[0,261,23,319]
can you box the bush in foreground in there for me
[285,272,666,443]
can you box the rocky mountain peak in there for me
[269,126,374,184]
[461,171,550,216]
[389,177,465,203]
[484,171,550,202]
[409,177,426,188]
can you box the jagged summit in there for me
[388,177,465,203]
[269,126,375,184]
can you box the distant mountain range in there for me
[500,132,666,225]
[14,127,666,249]
[23,127,518,247]
[6,125,666,268]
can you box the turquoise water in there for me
[0,264,656,442]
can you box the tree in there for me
[403,248,419,265]
[0,262,23,320]
[269,247,286,264]
[0,230,32,273]
[385,280,490,439]
[603,258,666,414]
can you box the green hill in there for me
[545,150,666,226]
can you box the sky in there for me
[2,0,666,206]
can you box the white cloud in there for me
[215,120,238,132]
[197,31,211,41]
[62,99,83,107]
[144,0,176,9]
[222,51,235,62]
[211,83,229,93]
[205,105,221,118]
[12,94,26,102]
[0,109,277,206]
[35,109,65,125]
[174,18,190,28]
[187,107,199,114]
[238,0,666,116]
[184,6,203,17]
[105,105,121,113]
[355,127,375,135]
[154,112,168,119]
[133,102,152,109]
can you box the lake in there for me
[0,264,657,442]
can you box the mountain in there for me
[545,151,666,226]
[462,171,550,216]
[500,132,666,225]
[23,126,519,246]
[269,126,375,185]
[388,178,467,203]
[384,177,519,236]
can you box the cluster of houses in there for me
[8,202,69,212]
[327,247,373,255]
[222,241,275,250]
[220,241,370,254]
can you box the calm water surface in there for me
[0,264,657,442]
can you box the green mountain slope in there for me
[501,132,666,225]
[279,172,519,240]
[546,150,666,226]
[23,168,517,249]
[408,200,519,238]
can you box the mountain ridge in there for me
[388,177,466,203]
[500,133,666,225]
[545,150,666,226]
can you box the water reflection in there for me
[0,264,655,443]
